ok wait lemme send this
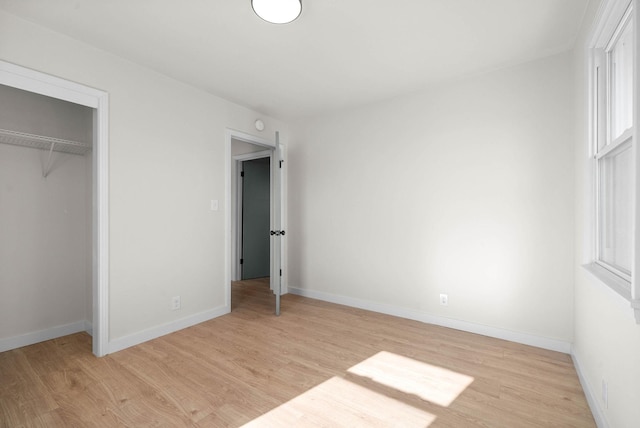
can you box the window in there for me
[587,0,639,322]
[595,6,634,282]
[598,141,632,279]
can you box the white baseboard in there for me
[0,321,87,353]
[107,305,230,355]
[571,348,608,428]
[288,287,571,354]
[84,320,93,337]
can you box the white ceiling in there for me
[0,0,590,120]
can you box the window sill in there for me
[582,263,640,323]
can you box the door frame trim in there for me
[0,60,110,357]
[225,129,275,310]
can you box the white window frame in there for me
[585,0,640,323]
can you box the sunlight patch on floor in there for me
[241,376,436,427]
[347,351,474,407]
[242,352,477,426]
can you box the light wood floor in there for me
[1,278,595,427]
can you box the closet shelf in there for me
[0,128,91,156]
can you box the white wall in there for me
[232,139,269,157]
[0,143,88,340]
[0,84,93,143]
[289,52,575,348]
[0,11,287,349]
[571,1,640,426]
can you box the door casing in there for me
[225,129,286,311]
[0,60,110,357]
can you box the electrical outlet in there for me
[439,294,448,306]
[171,296,181,311]
[602,379,608,409]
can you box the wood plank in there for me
[0,278,595,427]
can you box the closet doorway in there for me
[0,83,93,355]
[0,61,109,357]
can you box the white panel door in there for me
[270,133,284,315]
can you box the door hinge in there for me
[280,269,282,276]
[240,171,244,177]
[240,258,244,265]
[279,160,284,168]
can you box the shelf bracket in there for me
[43,141,56,178]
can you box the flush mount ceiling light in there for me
[252,0,302,24]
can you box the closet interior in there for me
[0,83,94,352]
